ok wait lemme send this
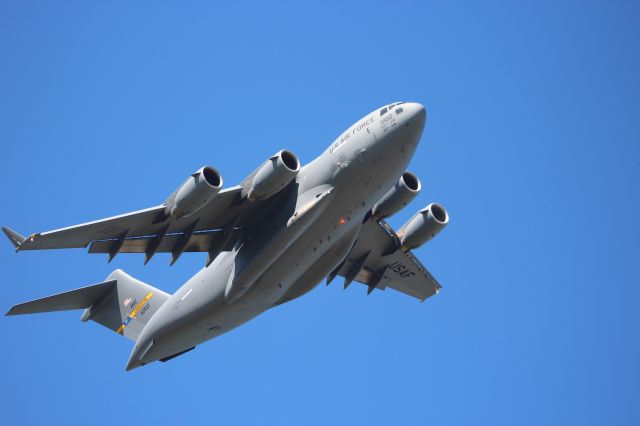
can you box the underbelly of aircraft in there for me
[149,208,364,360]
[146,153,404,361]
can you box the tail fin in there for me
[6,269,170,342]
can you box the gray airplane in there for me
[3,102,449,370]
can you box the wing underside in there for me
[4,177,443,298]
[8,186,257,264]
[330,219,441,301]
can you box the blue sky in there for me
[1,1,639,425]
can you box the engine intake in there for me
[372,171,421,219]
[398,203,449,250]
[247,149,300,201]
[168,166,223,218]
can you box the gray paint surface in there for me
[5,102,448,370]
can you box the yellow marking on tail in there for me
[115,292,154,334]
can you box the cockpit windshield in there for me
[380,102,405,116]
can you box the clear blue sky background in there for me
[1,1,638,425]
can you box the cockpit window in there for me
[382,102,406,116]
[395,107,404,114]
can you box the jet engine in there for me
[397,203,449,250]
[247,149,300,201]
[167,166,223,218]
[372,171,421,219]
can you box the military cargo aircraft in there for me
[3,102,449,370]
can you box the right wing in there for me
[5,185,276,265]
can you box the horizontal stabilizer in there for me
[2,226,25,250]
[6,269,171,341]
[6,280,116,316]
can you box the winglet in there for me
[2,226,25,251]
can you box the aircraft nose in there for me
[404,102,426,127]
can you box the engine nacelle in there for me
[168,166,223,218]
[372,171,421,219]
[398,203,449,250]
[247,149,300,201]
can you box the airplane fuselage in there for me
[127,102,427,369]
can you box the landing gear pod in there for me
[167,166,223,218]
[398,203,449,250]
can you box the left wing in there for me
[328,218,441,301]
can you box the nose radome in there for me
[405,102,426,125]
